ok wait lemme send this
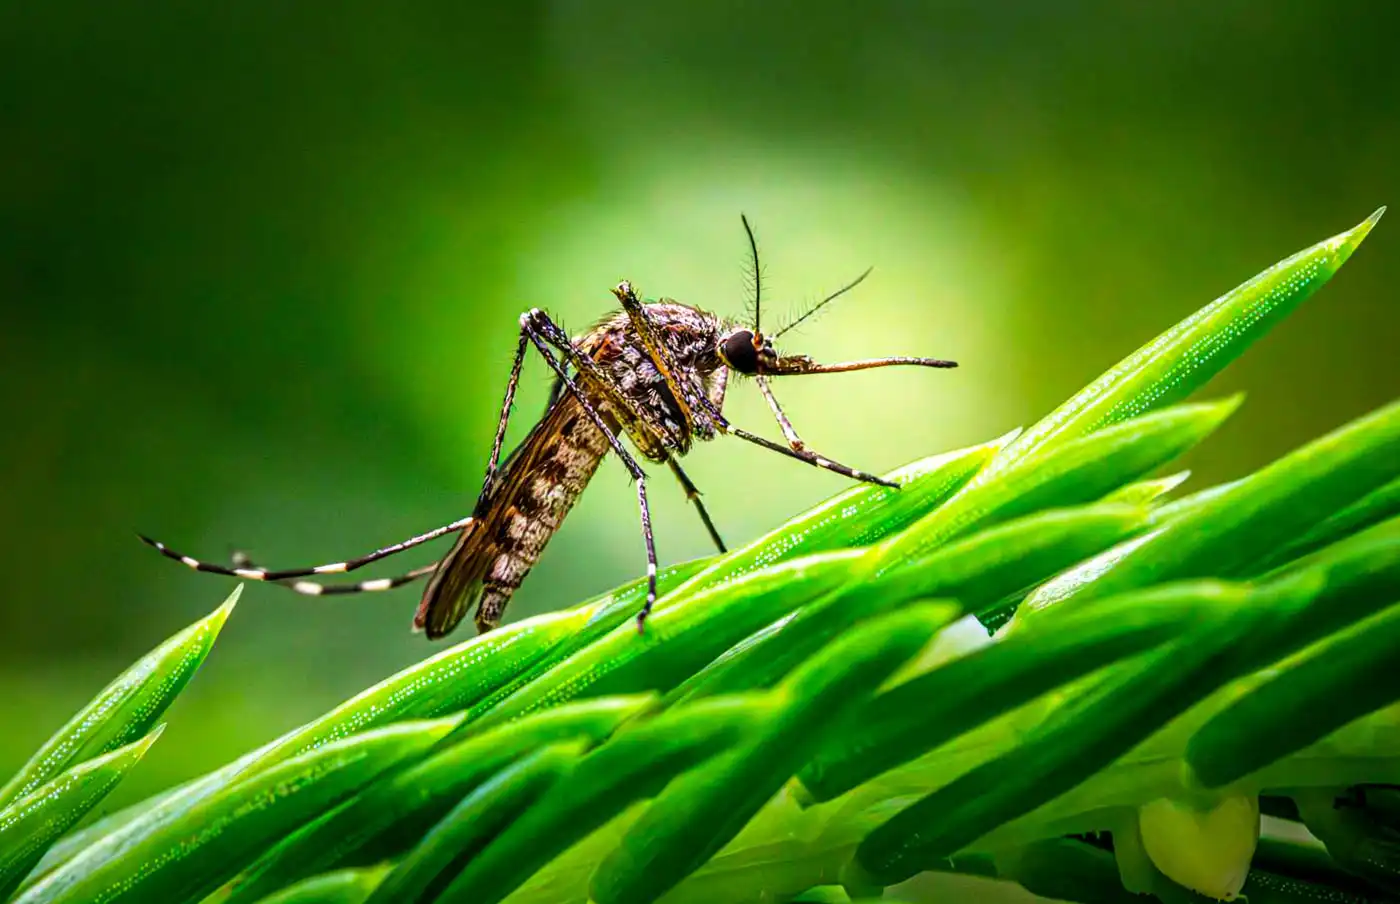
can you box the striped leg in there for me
[229,552,437,596]
[521,309,661,632]
[754,374,806,452]
[667,458,726,554]
[723,425,899,489]
[139,516,473,583]
[480,329,531,502]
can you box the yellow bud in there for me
[1138,793,1258,900]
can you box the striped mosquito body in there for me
[141,216,958,639]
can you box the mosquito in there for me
[141,217,958,639]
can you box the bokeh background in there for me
[2,0,1397,886]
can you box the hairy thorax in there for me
[577,301,731,460]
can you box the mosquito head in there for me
[717,327,777,376]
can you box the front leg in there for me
[521,309,665,631]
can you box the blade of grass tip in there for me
[990,208,1384,472]
[876,397,1240,565]
[14,717,459,904]
[669,503,1146,706]
[589,604,948,904]
[244,866,389,904]
[851,577,1321,887]
[363,741,586,904]
[1010,531,1163,625]
[1103,471,1192,507]
[798,580,1222,804]
[0,729,164,900]
[0,588,237,812]
[1144,478,1249,528]
[47,605,601,893]
[432,694,771,904]
[1187,598,1400,790]
[215,695,656,904]
[1065,397,1400,607]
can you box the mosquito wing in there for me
[414,392,611,638]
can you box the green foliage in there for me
[2,208,1397,904]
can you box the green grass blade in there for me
[456,559,716,721]
[1102,471,1191,507]
[1187,599,1400,789]
[214,695,654,904]
[993,208,1383,468]
[363,742,584,904]
[878,397,1240,564]
[1065,398,1400,605]
[15,718,458,904]
[472,549,865,726]
[0,730,163,900]
[661,438,1007,601]
[798,581,1223,803]
[21,741,283,894]
[435,694,769,904]
[247,867,388,904]
[0,590,236,812]
[590,603,948,904]
[243,606,594,773]
[1260,474,1400,571]
[852,579,1319,886]
[669,503,1145,705]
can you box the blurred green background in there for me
[1,0,1396,839]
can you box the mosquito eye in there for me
[722,331,760,374]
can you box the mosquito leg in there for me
[724,425,899,489]
[478,329,532,501]
[139,516,473,582]
[667,458,726,554]
[228,552,437,596]
[754,375,806,452]
[521,309,661,631]
[295,566,438,595]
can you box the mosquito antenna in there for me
[741,213,763,335]
[773,266,873,340]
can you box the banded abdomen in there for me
[414,393,612,637]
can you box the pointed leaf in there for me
[852,577,1323,885]
[216,695,654,903]
[590,604,947,904]
[434,694,769,904]
[877,397,1239,563]
[248,867,388,904]
[1067,398,1400,606]
[474,549,864,726]
[363,742,584,904]
[0,589,236,811]
[15,718,457,904]
[798,578,1219,803]
[993,208,1383,468]
[0,730,163,900]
